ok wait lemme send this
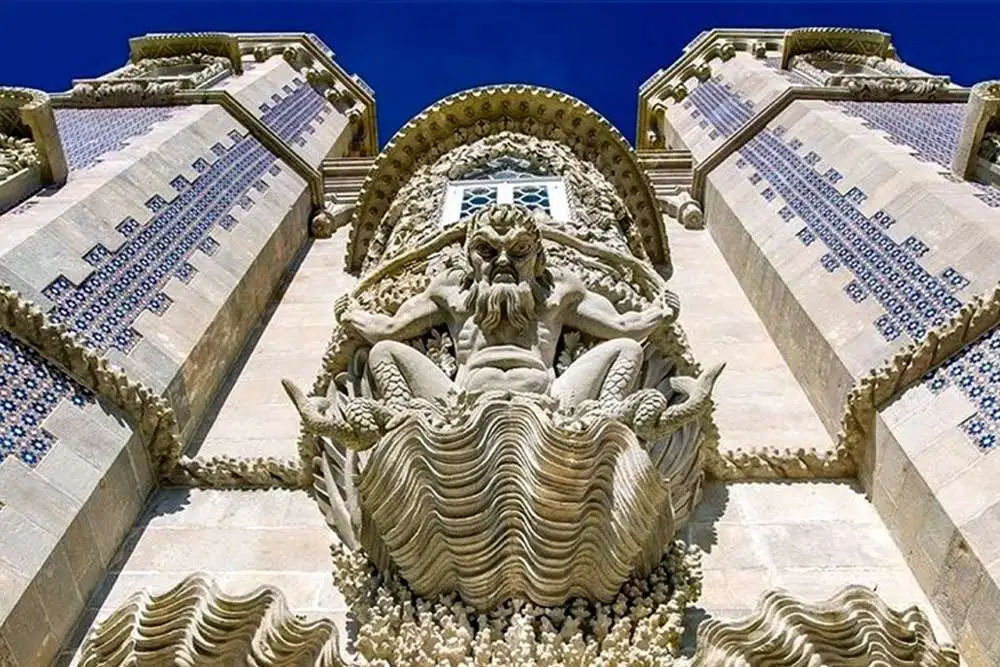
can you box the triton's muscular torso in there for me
[449,292,565,394]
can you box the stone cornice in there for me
[235,33,378,156]
[689,85,970,201]
[346,84,666,273]
[49,87,325,211]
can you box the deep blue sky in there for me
[1,2,994,145]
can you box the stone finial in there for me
[951,80,1000,180]
[310,210,335,238]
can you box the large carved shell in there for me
[336,393,685,610]
[79,574,344,667]
[691,585,960,667]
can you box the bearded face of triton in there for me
[463,205,551,337]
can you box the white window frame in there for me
[440,177,569,227]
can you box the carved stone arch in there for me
[346,84,667,274]
[364,132,648,272]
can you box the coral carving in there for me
[332,540,703,666]
[79,575,345,666]
[689,585,960,666]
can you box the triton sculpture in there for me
[284,203,722,609]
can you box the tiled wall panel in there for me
[690,73,1000,454]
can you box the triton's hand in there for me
[656,288,680,323]
[339,309,391,343]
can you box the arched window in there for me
[441,156,568,226]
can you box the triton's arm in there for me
[563,277,678,341]
[340,277,453,344]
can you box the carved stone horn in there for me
[661,362,725,430]
[281,377,337,434]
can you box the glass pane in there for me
[459,185,498,218]
[512,184,551,214]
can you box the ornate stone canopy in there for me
[346,84,668,274]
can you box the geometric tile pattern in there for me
[54,107,179,173]
[836,101,966,168]
[927,331,1000,450]
[512,184,551,215]
[258,78,328,148]
[459,185,498,218]
[42,81,328,357]
[1,330,93,467]
[836,101,1000,208]
[686,75,999,450]
[1,79,330,467]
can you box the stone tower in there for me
[0,27,994,666]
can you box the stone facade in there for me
[0,26,994,667]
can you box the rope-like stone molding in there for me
[0,285,180,476]
[167,454,302,488]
